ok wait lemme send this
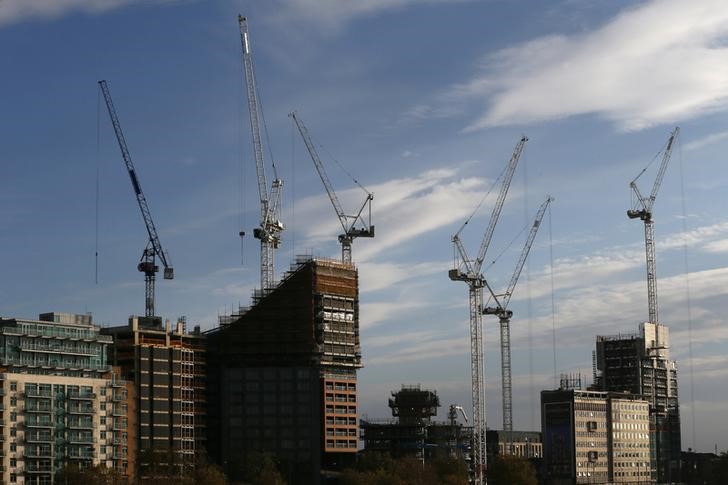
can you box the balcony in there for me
[67,436,95,445]
[68,393,96,401]
[24,421,53,428]
[24,450,53,459]
[67,407,95,415]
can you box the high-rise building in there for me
[102,315,207,479]
[206,256,362,485]
[594,322,681,482]
[541,388,652,484]
[0,312,129,484]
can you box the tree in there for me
[339,452,468,485]
[487,455,538,485]
[711,452,728,485]
[56,463,128,485]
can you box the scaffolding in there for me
[180,347,195,459]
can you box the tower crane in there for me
[239,15,284,291]
[627,127,679,349]
[483,196,552,452]
[289,111,374,264]
[98,80,174,318]
[449,136,527,485]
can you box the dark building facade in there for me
[207,257,362,485]
[360,386,471,463]
[594,322,680,483]
[102,316,207,478]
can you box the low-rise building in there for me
[541,387,654,484]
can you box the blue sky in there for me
[2,0,728,452]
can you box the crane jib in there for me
[129,170,142,196]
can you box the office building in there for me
[541,387,653,484]
[0,312,129,484]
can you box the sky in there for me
[1,0,728,453]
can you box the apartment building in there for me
[0,312,128,484]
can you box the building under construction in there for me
[206,256,362,485]
[360,385,472,463]
[102,316,207,479]
[594,322,681,482]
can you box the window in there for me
[10,381,16,391]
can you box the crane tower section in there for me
[239,15,284,291]
[483,196,552,442]
[627,127,679,349]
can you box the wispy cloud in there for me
[292,167,492,262]
[0,0,176,26]
[270,0,470,32]
[703,238,728,253]
[683,130,728,151]
[450,0,728,131]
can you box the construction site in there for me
[5,5,718,485]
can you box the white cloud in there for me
[0,0,168,25]
[292,167,492,262]
[452,0,728,131]
[703,238,728,253]
[683,130,728,151]
[271,0,469,31]
[358,260,448,293]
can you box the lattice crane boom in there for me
[98,80,173,318]
[289,111,374,264]
[627,127,679,330]
[475,136,528,272]
[483,196,551,437]
[239,15,284,290]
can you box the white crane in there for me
[627,127,679,349]
[483,196,552,452]
[449,136,527,484]
[239,15,284,291]
[289,111,374,264]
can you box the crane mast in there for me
[448,136,527,484]
[289,111,374,264]
[483,196,552,448]
[98,80,174,318]
[239,15,284,290]
[627,127,679,347]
